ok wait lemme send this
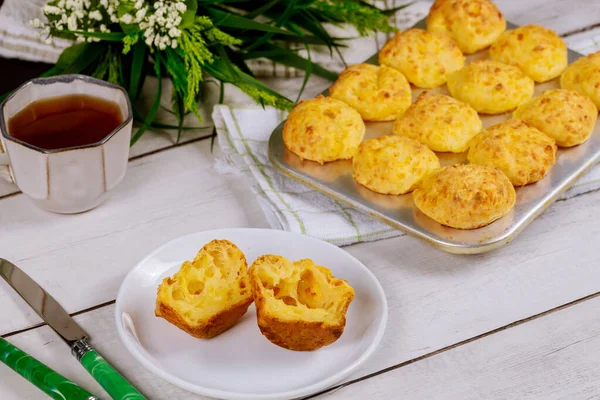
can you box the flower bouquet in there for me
[17,0,403,145]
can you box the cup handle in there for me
[0,141,14,183]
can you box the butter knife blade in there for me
[0,258,86,344]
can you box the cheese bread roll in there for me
[329,63,411,121]
[393,92,482,152]
[283,95,365,164]
[468,119,557,186]
[561,51,600,109]
[413,164,516,229]
[447,60,534,114]
[353,135,440,195]
[250,255,354,351]
[378,28,465,88]
[490,24,567,83]
[426,0,506,54]
[155,240,253,339]
[514,89,597,147]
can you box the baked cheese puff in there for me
[467,119,557,186]
[514,89,597,147]
[426,0,506,54]
[413,164,516,229]
[378,28,465,89]
[283,95,365,164]
[329,64,411,121]
[489,24,567,83]
[352,136,440,195]
[561,51,600,109]
[447,60,534,114]
[393,92,482,152]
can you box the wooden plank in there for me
[475,0,600,37]
[1,129,600,375]
[2,292,600,399]
[0,138,270,334]
[319,294,600,400]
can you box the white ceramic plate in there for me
[115,228,388,400]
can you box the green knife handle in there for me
[75,340,146,400]
[0,337,98,400]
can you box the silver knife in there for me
[0,258,147,400]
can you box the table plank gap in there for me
[1,299,117,339]
[561,22,600,38]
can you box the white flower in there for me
[67,14,78,30]
[88,10,102,21]
[120,13,133,24]
[43,5,62,15]
[30,18,43,28]
[175,2,187,13]
[45,38,53,45]
[135,7,147,21]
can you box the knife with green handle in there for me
[0,258,147,400]
[0,337,99,400]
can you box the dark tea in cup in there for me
[7,94,123,150]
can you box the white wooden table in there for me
[2,1,600,399]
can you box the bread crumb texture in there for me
[155,240,253,339]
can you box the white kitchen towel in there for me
[213,106,401,246]
[0,0,429,76]
[213,105,600,247]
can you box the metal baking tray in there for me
[268,19,600,254]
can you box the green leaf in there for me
[180,0,199,28]
[117,2,141,34]
[244,0,297,52]
[203,8,298,36]
[243,44,337,81]
[54,42,106,75]
[129,40,147,101]
[171,87,185,143]
[205,57,294,110]
[54,30,126,41]
[130,53,163,146]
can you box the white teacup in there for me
[0,75,132,214]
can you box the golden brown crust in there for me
[329,64,411,121]
[282,95,365,164]
[155,239,253,339]
[426,0,506,54]
[378,28,465,88]
[447,60,534,114]
[467,119,557,186]
[560,51,600,110]
[250,254,354,351]
[514,89,598,147]
[155,296,253,339]
[255,310,346,352]
[489,24,567,83]
[393,92,482,153]
[352,135,440,195]
[412,164,516,229]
